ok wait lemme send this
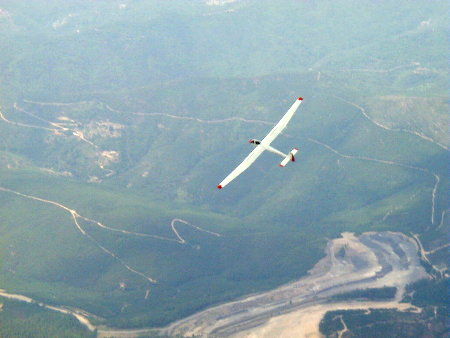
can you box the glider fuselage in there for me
[249,139,287,158]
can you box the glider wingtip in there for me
[279,164,285,167]
[217,185,223,189]
[298,97,303,101]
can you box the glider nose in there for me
[249,139,253,143]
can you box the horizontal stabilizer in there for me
[279,148,298,167]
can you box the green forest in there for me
[0,0,447,335]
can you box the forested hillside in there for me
[0,0,447,334]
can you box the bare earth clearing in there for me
[0,231,432,337]
[98,231,428,337]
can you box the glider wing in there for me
[261,97,303,146]
[217,145,265,189]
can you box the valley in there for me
[0,231,430,338]
[100,231,427,337]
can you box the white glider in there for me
[217,97,303,189]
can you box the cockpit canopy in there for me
[249,139,261,145]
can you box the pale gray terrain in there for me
[96,231,428,337]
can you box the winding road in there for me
[307,137,441,225]
[0,288,97,332]
[0,186,222,285]
[332,95,449,152]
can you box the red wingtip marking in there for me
[298,97,303,101]
[217,185,222,189]
[279,164,284,167]
[294,148,299,150]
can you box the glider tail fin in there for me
[279,148,299,167]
